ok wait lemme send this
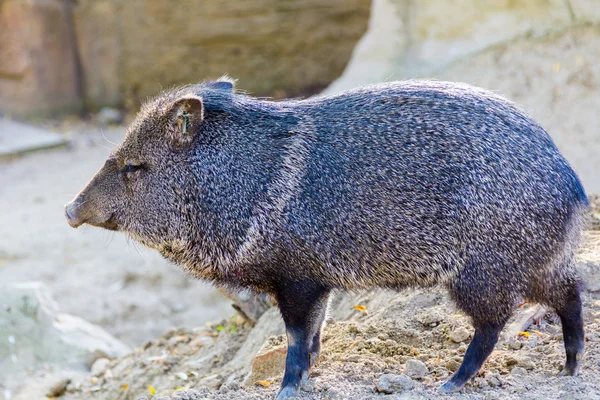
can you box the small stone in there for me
[444,359,461,372]
[45,378,71,397]
[516,355,536,370]
[486,373,502,387]
[91,357,110,377]
[508,338,523,350]
[300,378,317,392]
[511,366,527,376]
[524,335,539,348]
[416,309,444,326]
[404,359,428,379]
[375,374,415,394]
[449,326,470,343]
[96,107,123,125]
[474,377,489,389]
[244,345,287,385]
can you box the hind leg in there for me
[440,319,507,393]
[440,265,514,393]
[549,273,584,376]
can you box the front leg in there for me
[275,280,330,400]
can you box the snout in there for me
[64,199,87,228]
[65,195,118,230]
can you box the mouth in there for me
[64,207,84,228]
[87,216,119,231]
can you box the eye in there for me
[123,162,142,174]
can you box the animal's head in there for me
[65,78,292,271]
[65,79,240,261]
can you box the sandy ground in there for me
[0,125,232,348]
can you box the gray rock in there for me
[404,359,428,379]
[416,309,444,326]
[449,326,471,343]
[375,374,415,394]
[511,366,527,376]
[90,357,110,377]
[300,378,317,392]
[486,373,502,387]
[96,107,123,126]
[0,282,131,382]
[45,377,70,397]
[508,337,523,350]
[516,355,536,370]
[578,261,600,292]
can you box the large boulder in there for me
[0,282,131,383]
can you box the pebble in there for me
[404,359,428,378]
[300,378,317,392]
[45,377,71,397]
[516,355,536,370]
[449,326,471,343]
[508,337,523,350]
[416,309,444,326]
[96,107,123,126]
[91,357,110,377]
[486,373,502,387]
[511,366,527,376]
[375,374,415,394]
[444,359,461,372]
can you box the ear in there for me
[166,95,204,148]
[204,80,234,92]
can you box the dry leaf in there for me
[172,335,189,343]
[517,331,531,338]
[353,305,367,313]
[255,380,271,388]
[531,330,545,337]
[121,384,129,392]
[553,62,561,73]
[148,385,157,395]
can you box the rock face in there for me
[0,0,83,117]
[327,0,596,93]
[0,0,369,116]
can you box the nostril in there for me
[64,203,73,219]
[65,201,83,228]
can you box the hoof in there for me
[558,366,579,377]
[276,386,298,400]
[439,380,464,394]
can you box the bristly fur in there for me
[66,78,589,396]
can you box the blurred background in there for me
[1,0,599,397]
